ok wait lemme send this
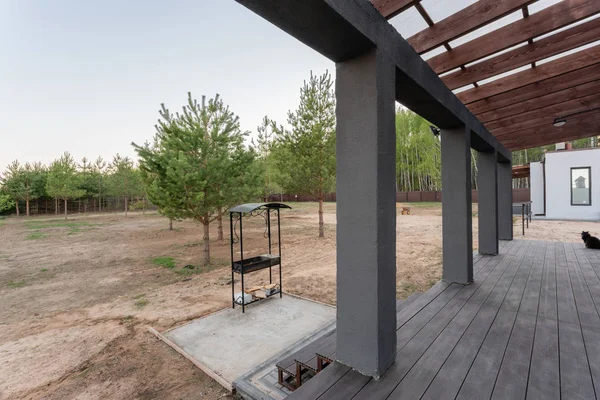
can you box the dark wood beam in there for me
[427,0,600,74]
[407,0,534,55]
[468,63,600,115]
[443,17,600,90]
[500,110,600,150]
[478,79,600,124]
[370,0,419,19]
[489,93,600,136]
[457,45,600,104]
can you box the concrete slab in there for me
[162,295,335,391]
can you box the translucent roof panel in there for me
[449,10,522,48]
[419,0,477,23]
[536,41,600,66]
[477,64,531,86]
[453,84,476,94]
[388,6,429,39]
[421,45,446,61]
[534,14,600,41]
[528,0,564,15]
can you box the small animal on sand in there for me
[581,231,600,249]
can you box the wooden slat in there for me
[458,45,600,105]
[527,317,560,400]
[469,63,600,115]
[559,321,596,399]
[478,79,600,124]
[406,0,534,55]
[353,245,520,400]
[285,362,351,400]
[370,0,419,19]
[500,110,600,150]
[489,93,600,136]
[564,243,600,328]
[538,243,557,321]
[316,369,371,400]
[443,17,600,90]
[427,0,600,74]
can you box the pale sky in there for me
[1,0,569,170]
[0,0,334,169]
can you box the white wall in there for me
[530,162,544,215]
[545,149,600,220]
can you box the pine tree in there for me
[272,71,336,238]
[133,92,260,265]
[46,153,85,220]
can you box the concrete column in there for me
[335,48,396,378]
[477,151,499,255]
[441,126,473,284]
[498,161,514,240]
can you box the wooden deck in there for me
[287,240,600,400]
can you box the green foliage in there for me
[271,71,336,237]
[7,280,26,289]
[395,109,441,191]
[133,92,261,264]
[25,220,97,229]
[152,256,176,269]
[252,116,283,199]
[106,154,144,214]
[26,231,47,240]
[272,71,336,198]
[135,298,148,308]
[0,194,14,213]
[46,152,86,219]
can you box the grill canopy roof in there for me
[228,202,292,214]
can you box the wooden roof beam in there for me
[442,17,600,90]
[457,45,600,104]
[370,0,420,19]
[478,79,600,124]
[500,110,600,150]
[407,0,535,55]
[490,93,600,136]
[468,63,600,115]
[427,0,600,74]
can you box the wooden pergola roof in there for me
[371,0,600,151]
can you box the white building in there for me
[530,147,600,220]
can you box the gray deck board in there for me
[286,240,600,400]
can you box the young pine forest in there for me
[2,71,599,264]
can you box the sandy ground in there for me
[0,203,598,399]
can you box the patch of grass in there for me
[7,280,25,289]
[152,257,176,269]
[133,293,146,300]
[26,231,47,240]
[0,255,9,260]
[67,227,81,235]
[401,202,442,208]
[41,268,48,272]
[135,298,148,308]
[24,220,100,230]
[121,315,134,324]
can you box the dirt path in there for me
[0,204,597,399]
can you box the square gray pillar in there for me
[335,48,396,378]
[477,151,499,255]
[441,126,473,284]
[498,161,514,240]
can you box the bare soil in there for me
[0,204,597,399]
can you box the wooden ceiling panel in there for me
[477,79,600,124]
[442,18,600,90]
[427,0,600,74]
[457,45,600,104]
[406,0,535,54]
[490,93,600,136]
[370,0,420,19]
[498,109,600,150]
[468,63,600,115]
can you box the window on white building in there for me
[571,167,591,206]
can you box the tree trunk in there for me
[26,198,30,217]
[217,209,224,240]
[15,199,19,216]
[64,199,68,220]
[45,199,48,214]
[202,219,210,265]
[142,198,146,215]
[169,218,173,231]
[55,198,58,215]
[124,196,128,217]
[318,198,324,238]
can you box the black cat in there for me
[582,231,600,249]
